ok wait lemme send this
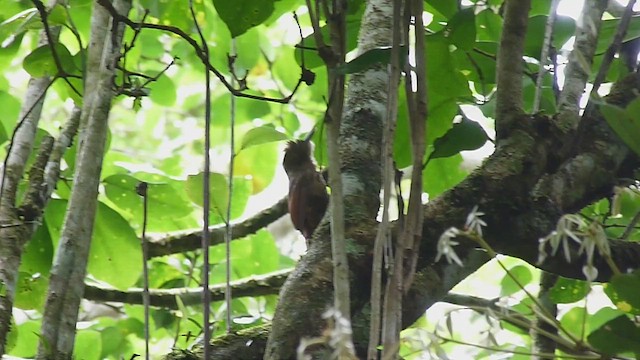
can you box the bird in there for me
[282,139,329,246]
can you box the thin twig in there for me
[96,0,305,104]
[585,0,637,115]
[136,182,150,360]
[620,210,640,240]
[225,38,238,334]
[189,0,212,357]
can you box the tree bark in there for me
[36,0,131,358]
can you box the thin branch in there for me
[620,209,640,240]
[136,182,150,360]
[188,0,213,357]
[83,269,291,309]
[225,39,238,334]
[32,0,82,97]
[533,0,560,113]
[148,197,287,258]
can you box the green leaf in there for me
[548,277,590,304]
[0,8,39,44]
[0,90,21,134]
[235,142,279,193]
[588,315,640,355]
[23,43,77,78]
[425,0,457,17]
[48,4,68,26]
[44,200,142,290]
[212,0,275,38]
[91,202,143,289]
[239,124,288,151]
[500,265,533,296]
[148,261,185,289]
[600,100,640,157]
[336,46,407,74]
[426,116,488,164]
[559,306,588,340]
[185,172,252,223]
[103,174,194,231]
[14,272,47,310]
[524,15,576,59]
[604,271,640,315]
[423,155,467,197]
[149,73,177,106]
[7,319,40,358]
[99,326,126,359]
[476,9,502,42]
[210,229,279,282]
[73,330,102,360]
[19,221,53,276]
[446,8,476,51]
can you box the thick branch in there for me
[557,0,608,132]
[495,0,530,139]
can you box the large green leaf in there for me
[475,9,502,42]
[394,34,471,168]
[426,115,489,165]
[239,124,288,151]
[19,221,53,276]
[0,8,39,44]
[148,73,177,106]
[185,172,252,223]
[597,16,640,54]
[99,326,127,359]
[445,8,476,51]
[0,90,20,135]
[499,265,533,296]
[14,272,47,310]
[548,277,590,304]
[604,271,640,315]
[103,173,194,232]
[23,43,78,78]
[600,99,640,157]
[524,15,576,59]
[7,319,40,358]
[423,155,467,197]
[425,0,457,17]
[209,229,279,282]
[45,200,142,290]
[73,330,102,360]
[588,315,640,355]
[212,0,276,38]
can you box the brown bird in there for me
[282,139,329,245]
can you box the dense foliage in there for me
[1,0,640,359]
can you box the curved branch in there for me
[83,269,290,309]
[96,0,305,104]
[148,197,288,258]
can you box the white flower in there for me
[435,227,463,266]
[582,265,598,281]
[465,205,487,237]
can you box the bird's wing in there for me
[288,176,308,236]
